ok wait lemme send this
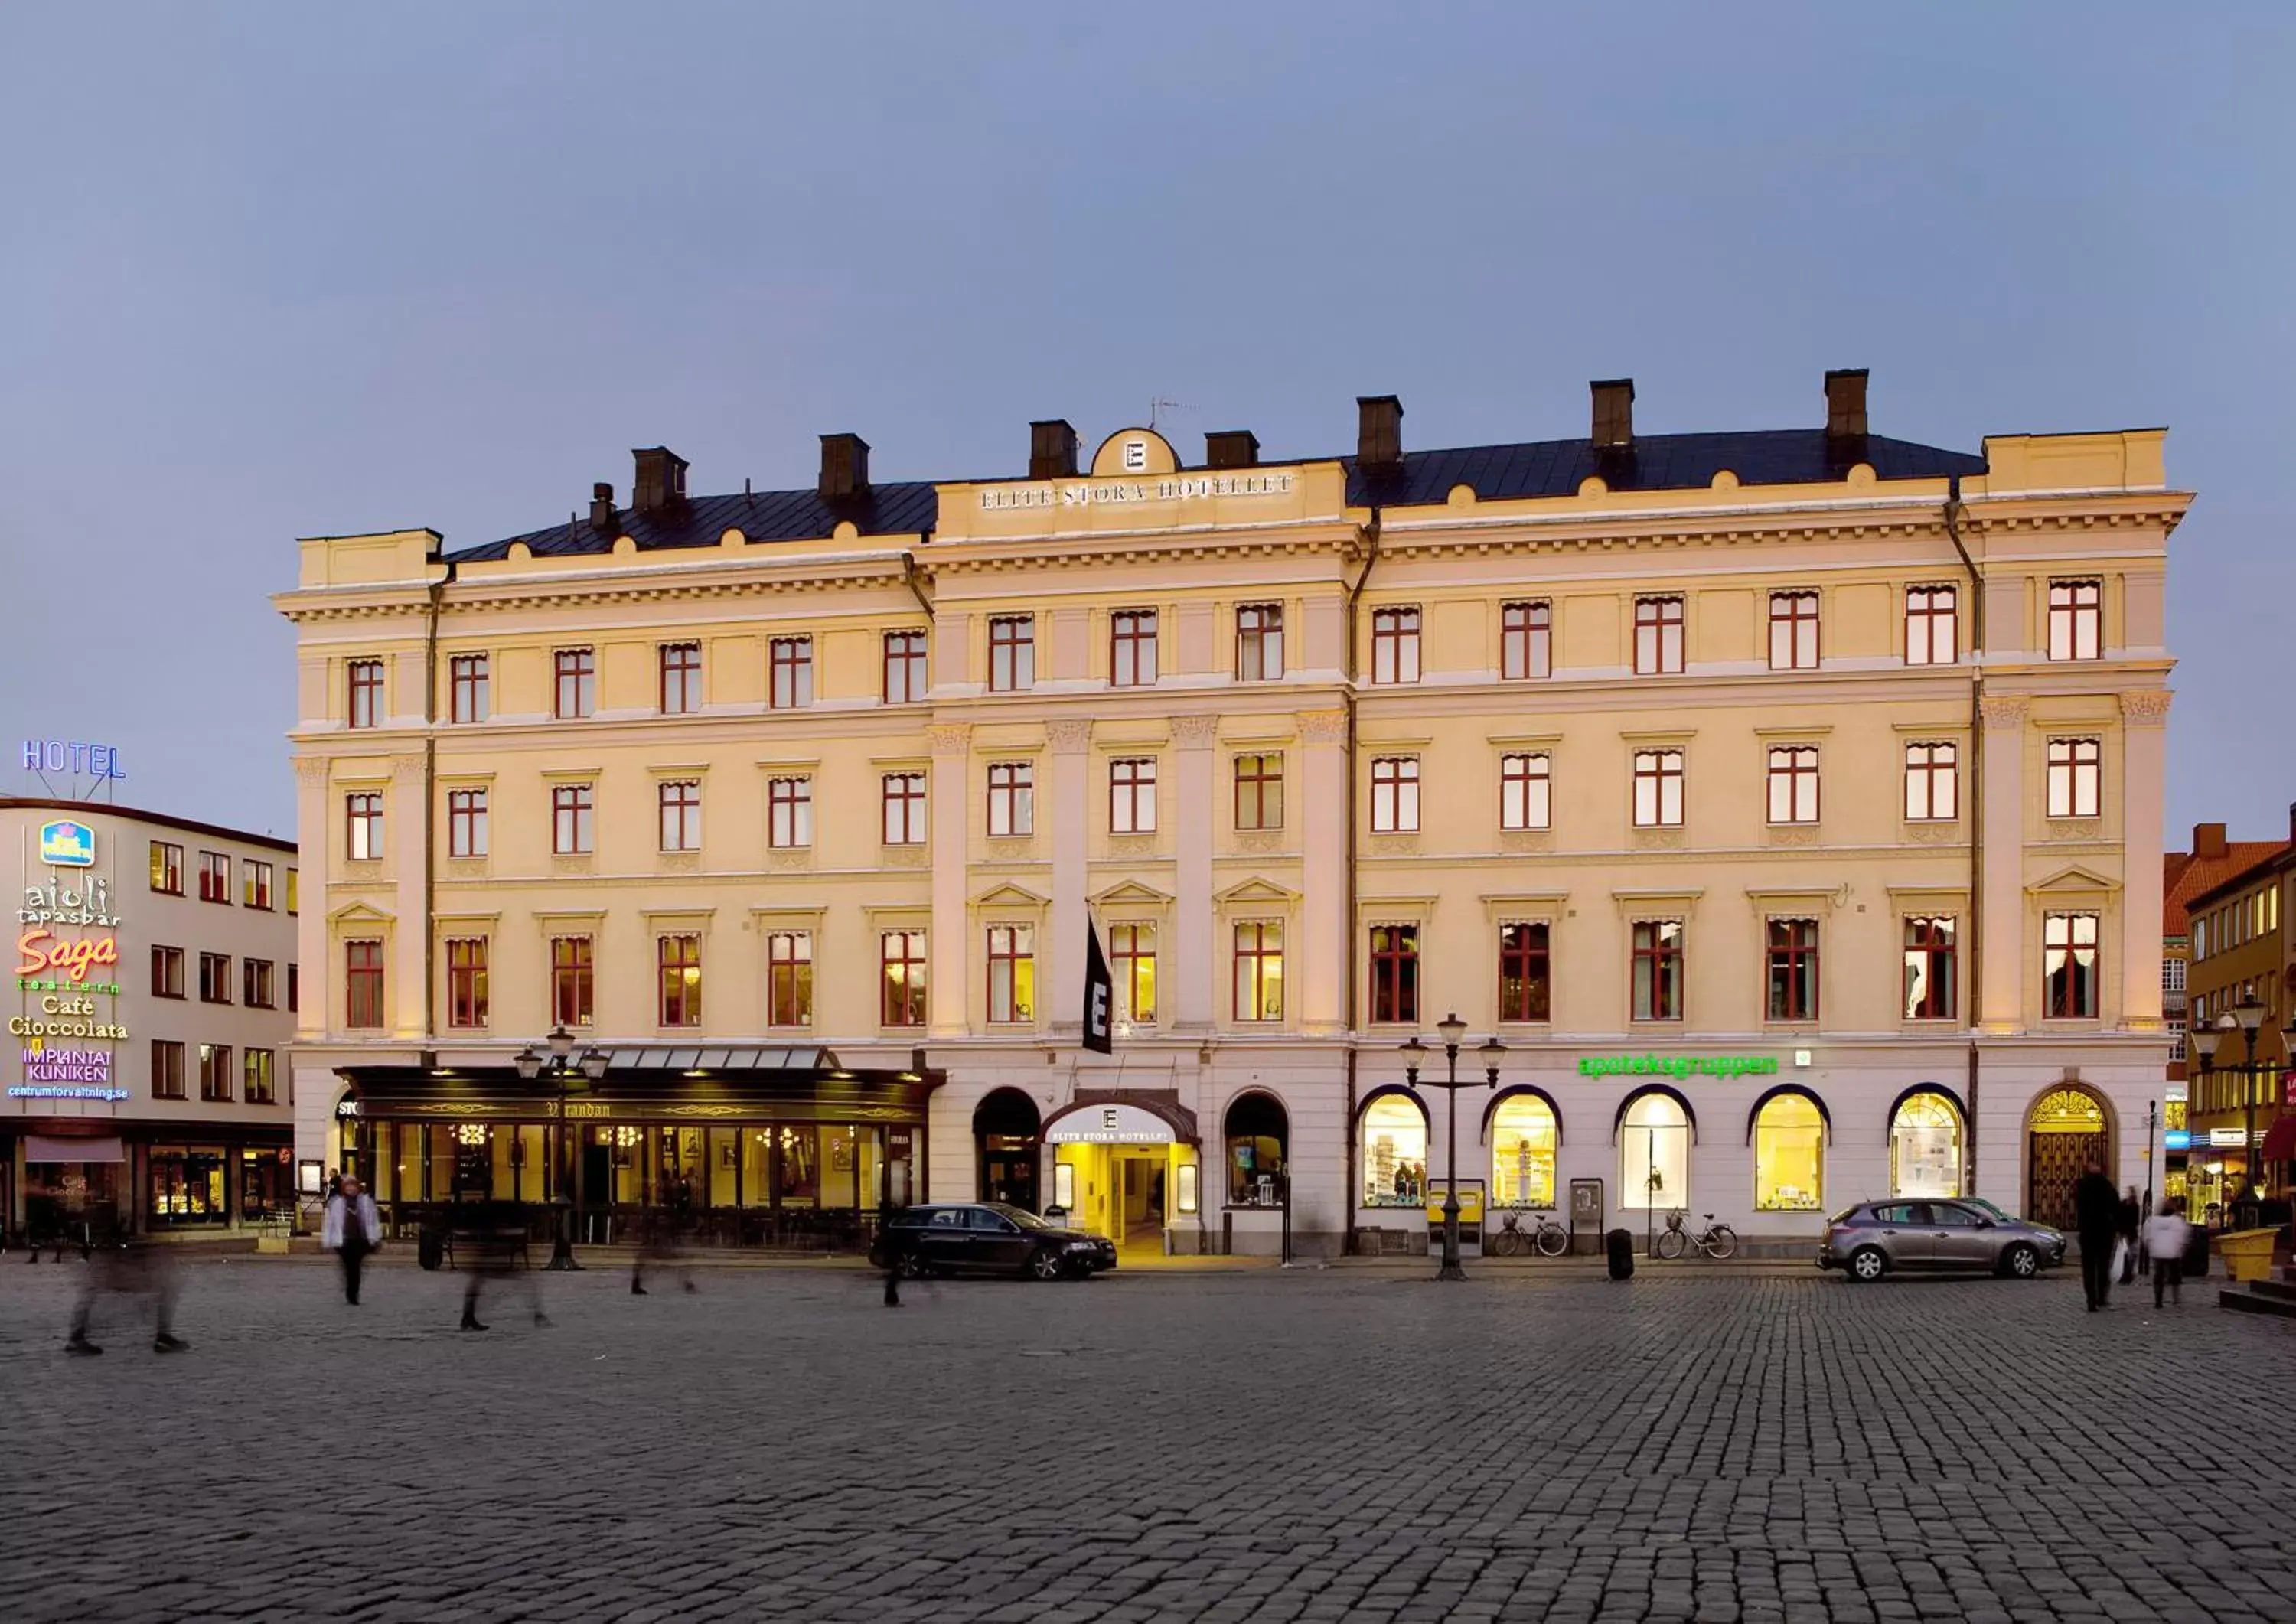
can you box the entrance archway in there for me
[1042,1099,1198,1256]
[1887,1087,1965,1199]
[2027,1085,2110,1231]
[1223,1092,1288,1207]
[973,1088,1042,1209]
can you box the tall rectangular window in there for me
[1370,607,1421,684]
[1766,745,1820,824]
[347,659,384,729]
[1233,753,1283,830]
[1905,585,1958,666]
[345,940,384,1029]
[553,648,596,719]
[1368,925,1420,1026]
[243,958,274,1009]
[1233,921,1284,1022]
[1903,915,1957,1020]
[2043,911,2100,1018]
[767,931,814,1027]
[1632,750,1684,827]
[243,861,274,910]
[1769,591,1821,670]
[882,630,927,703]
[769,636,814,709]
[551,784,594,855]
[150,840,183,895]
[988,615,1035,692]
[1110,609,1158,687]
[657,934,702,1027]
[1499,753,1551,831]
[287,963,298,1013]
[881,931,928,1027]
[551,935,594,1027]
[768,776,813,848]
[449,653,490,723]
[447,788,488,858]
[1765,920,1820,1021]
[882,772,927,845]
[1904,742,1959,821]
[152,945,184,999]
[199,1043,234,1103]
[1236,604,1283,681]
[1110,758,1156,834]
[2046,737,2102,819]
[286,869,297,915]
[1632,921,1684,1022]
[152,1040,185,1101]
[200,951,232,1003]
[986,925,1036,1023]
[1501,601,1552,681]
[987,761,1035,837]
[445,938,488,1028]
[657,780,703,851]
[1370,756,1420,833]
[1498,923,1551,1022]
[2047,579,2102,661]
[198,851,231,902]
[1634,596,1684,675]
[1109,923,1156,1024]
[659,642,703,714]
[243,1048,276,1106]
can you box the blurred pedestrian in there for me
[2073,1160,2120,1311]
[2144,1196,2190,1309]
[2117,1185,2141,1284]
[323,1175,382,1305]
[630,1205,696,1296]
[66,1228,185,1355]
[459,1200,546,1332]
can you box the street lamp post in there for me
[2232,997,2269,1225]
[2193,1022,2223,1226]
[514,1024,609,1270]
[1400,1014,1505,1283]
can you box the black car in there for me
[870,1202,1117,1281]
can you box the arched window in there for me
[1620,1091,1689,1211]
[974,1088,1041,1208]
[1225,1093,1289,1208]
[1890,1091,1963,1198]
[1753,1093,1825,1211]
[1360,1094,1428,1208]
[1491,1094,1558,1208]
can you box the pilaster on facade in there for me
[1170,714,1220,1032]
[1297,708,1350,1036]
[927,723,971,1039]
[1978,693,2029,1033]
[2116,689,2171,1030]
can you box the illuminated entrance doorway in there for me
[974,1088,1042,1210]
[2027,1086,2109,1231]
[1045,1101,1200,1258]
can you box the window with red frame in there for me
[1370,606,1420,684]
[987,761,1034,836]
[1903,742,1958,820]
[657,779,702,851]
[1634,596,1684,675]
[2047,580,2102,661]
[553,647,596,719]
[551,783,594,854]
[659,642,702,714]
[243,861,274,910]
[344,796,383,862]
[449,652,490,722]
[345,940,384,1029]
[768,776,812,847]
[2046,737,2102,819]
[445,938,488,1028]
[150,840,183,895]
[769,636,813,709]
[1109,922,1156,1024]
[1235,603,1283,681]
[197,850,231,902]
[882,630,927,703]
[1499,753,1551,831]
[1632,921,1683,1021]
[1233,753,1283,830]
[1109,758,1156,834]
[988,615,1035,692]
[1903,916,1956,1020]
[1110,609,1158,687]
[1498,922,1551,1022]
[152,1040,185,1100]
[550,935,593,1027]
[882,772,926,844]
[767,931,813,1026]
[347,659,384,729]
[1500,601,1551,680]
[1368,925,1420,1025]
[151,945,184,998]
[447,788,488,858]
[1905,585,1957,666]
[1233,921,1284,1022]
[1768,591,1820,670]
[1370,756,1420,833]
[1765,920,1819,1021]
[1766,745,1820,824]
[2043,911,2099,1018]
[657,934,702,1027]
[985,925,1035,1023]
[881,931,928,1026]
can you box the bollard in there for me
[1606,1227,1635,1281]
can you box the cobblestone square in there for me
[2,1257,2291,1622]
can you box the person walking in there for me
[323,1176,382,1305]
[2144,1196,2191,1309]
[459,1199,546,1332]
[66,1228,186,1355]
[2117,1185,2141,1284]
[2073,1159,2121,1311]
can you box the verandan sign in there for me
[1577,1053,1779,1081]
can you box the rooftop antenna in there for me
[1148,397,1195,431]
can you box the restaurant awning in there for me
[337,1049,939,1125]
[26,1134,123,1163]
[2261,1114,2296,1163]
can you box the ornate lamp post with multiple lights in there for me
[514,1024,609,1270]
[1400,1013,1507,1282]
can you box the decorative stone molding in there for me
[1631,827,1688,851]
[768,848,814,872]
[2043,819,2104,843]
[1231,832,1286,856]
[925,724,972,756]
[1978,694,2030,730]
[882,843,931,868]
[1904,820,1964,845]
[1300,709,1349,745]
[1498,830,1554,856]
[444,858,491,879]
[1764,823,1821,848]
[550,855,595,878]
[983,836,1038,859]
[293,756,332,785]
[1171,714,1221,749]
[657,853,701,876]
[2118,690,2173,726]
[1366,834,1422,858]
[391,756,428,781]
[1104,836,1159,861]
[341,858,385,881]
[1046,719,1093,755]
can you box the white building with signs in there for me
[4,797,298,1241]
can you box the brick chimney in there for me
[1205,429,1260,469]
[819,433,870,501]
[1825,368,1870,455]
[1029,420,1078,481]
[1356,396,1403,470]
[632,447,688,514]
[1590,379,1635,452]
[589,482,616,532]
[2194,823,2229,860]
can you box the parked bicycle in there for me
[1654,1209,1738,1260]
[1489,1208,1571,1258]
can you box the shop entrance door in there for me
[2028,1131,2103,1231]
[980,1139,1039,1210]
[1114,1148,1166,1256]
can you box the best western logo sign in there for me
[37,820,94,869]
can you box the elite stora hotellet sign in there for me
[977,471,1297,512]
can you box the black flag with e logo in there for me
[1082,921,1114,1055]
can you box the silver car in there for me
[1818,1198,2067,1283]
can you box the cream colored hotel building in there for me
[277,374,2185,1257]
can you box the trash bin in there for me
[417,1228,445,1272]
[1606,1227,1635,1280]
[2184,1225,2210,1279]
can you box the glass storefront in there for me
[1223,1093,1287,1207]
[1753,1094,1825,1211]
[149,1146,229,1225]
[1620,1093,1689,1211]
[1490,1094,1558,1208]
[1890,1092,1963,1198]
[1360,1094,1427,1208]
[24,1159,122,1240]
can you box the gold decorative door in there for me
[2028,1131,2102,1229]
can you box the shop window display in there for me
[1360,1094,1428,1208]
[1620,1092,1689,1211]
[1490,1094,1559,1208]
[1224,1093,1288,1207]
[1890,1092,1962,1198]
[1753,1094,1825,1211]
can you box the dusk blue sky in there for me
[4,4,2289,843]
